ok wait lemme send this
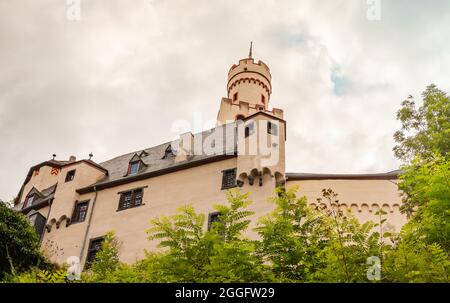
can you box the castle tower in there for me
[216,45,287,189]
[216,45,283,125]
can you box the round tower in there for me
[227,57,272,110]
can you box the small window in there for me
[233,92,238,101]
[128,162,140,175]
[163,145,174,159]
[86,237,104,267]
[65,170,76,182]
[24,195,35,208]
[221,168,237,190]
[235,114,245,121]
[245,122,255,138]
[72,200,89,223]
[118,188,144,211]
[261,94,266,106]
[208,211,221,230]
[268,121,278,136]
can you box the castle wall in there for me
[286,179,407,233]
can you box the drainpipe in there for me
[79,186,98,265]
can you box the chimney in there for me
[69,155,76,163]
[174,132,194,163]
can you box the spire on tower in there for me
[248,41,253,58]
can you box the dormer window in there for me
[163,145,175,159]
[24,195,35,208]
[128,161,140,175]
[245,122,255,138]
[126,153,147,176]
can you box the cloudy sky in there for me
[0,0,449,201]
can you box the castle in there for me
[14,52,406,267]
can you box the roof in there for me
[286,170,401,181]
[77,123,238,194]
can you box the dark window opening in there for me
[268,121,278,136]
[208,211,221,230]
[65,170,76,182]
[29,212,46,239]
[86,237,104,267]
[233,92,238,101]
[261,94,266,106]
[245,122,255,138]
[128,162,140,175]
[118,188,144,211]
[221,168,237,190]
[72,200,89,223]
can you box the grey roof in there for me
[78,123,238,193]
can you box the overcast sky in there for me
[0,0,449,201]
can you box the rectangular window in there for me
[118,188,144,211]
[268,121,278,135]
[208,211,221,230]
[71,200,89,223]
[86,237,104,267]
[65,170,76,182]
[233,92,238,101]
[129,162,140,175]
[221,168,237,190]
[261,94,266,106]
[245,122,254,138]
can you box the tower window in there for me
[86,237,104,267]
[208,211,221,230]
[221,168,237,190]
[245,122,255,138]
[261,95,266,106]
[72,200,89,223]
[235,114,245,121]
[128,162,140,175]
[233,92,238,101]
[268,121,278,136]
[118,188,144,211]
[65,170,76,182]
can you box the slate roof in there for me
[77,123,238,193]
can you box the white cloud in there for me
[0,0,449,200]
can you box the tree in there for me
[393,84,450,162]
[145,189,272,282]
[256,187,385,282]
[0,202,44,279]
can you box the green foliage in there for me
[0,202,45,279]
[393,84,450,162]
[144,189,272,282]
[398,155,450,252]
